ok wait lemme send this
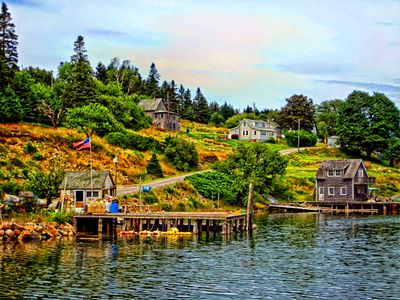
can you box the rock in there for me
[34,225,43,233]
[0,229,4,236]
[31,231,41,239]
[45,224,60,237]
[13,223,25,231]
[68,231,74,237]
[18,230,32,240]
[14,229,21,236]
[5,229,14,238]
[2,223,12,230]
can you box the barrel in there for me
[110,200,119,213]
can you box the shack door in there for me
[75,190,84,202]
[319,187,324,201]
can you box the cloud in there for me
[277,62,353,76]
[7,0,42,7]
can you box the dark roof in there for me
[59,170,114,190]
[316,159,364,179]
[138,98,164,111]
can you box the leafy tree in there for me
[66,103,122,137]
[0,86,22,122]
[316,99,343,138]
[62,35,97,108]
[337,91,400,157]
[13,70,38,122]
[383,137,400,167]
[145,62,161,98]
[146,153,164,177]
[284,129,317,147]
[279,94,316,132]
[35,83,64,128]
[214,143,287,229]
[193,87,210,123]
[25,163,65,205]
[224,112,260,128]
[164,136,198,171]
[26,66,54,85]
[0,2,18,88]
[106,58,143,95]
[210,111,225,126]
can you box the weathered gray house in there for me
[228,118,282,141]
[59,170,116,204]
[315,159,375,202]
[139,98,181,131]
[327,135,339,147]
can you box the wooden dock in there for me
[74,212,248,235]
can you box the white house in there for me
[228,118,282,141]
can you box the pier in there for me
[74,212,248,235]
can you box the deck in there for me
[74,212,248,235]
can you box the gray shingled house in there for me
[315,159,375,202]
[139,98,181,131]
[59,170,116,203]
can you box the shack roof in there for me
[316,159,365,179]
[138,98,164,111]
[59,170,114,190]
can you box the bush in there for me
[284,130,317,147]
[164,136,198,171]
[143,192,158,205]
[106,131,162,151]
[23,141,37,154]
[50,211,73,224]
[33,153,45,160]
[266,137,276,144]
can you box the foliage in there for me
[187,172,238,204]
[0,86,22,122]
[337,91,400,157]
[146,153,163,177]
[284,130,317,147]
[50,211,73,224]
[106,131,162,151]
[23,141,37,154]
[164,136,198,171]
[34,83,64,128]
[210,111,225,126]
[66,103,122,137]
[383,137,400,167]
[145,62,161,98]
[214,143,288,205]
[278,94,316,132]
[24,164,65,204]
[315,99,343,139]
[193,87,210,124]
[143,192,158,205]
[33,152,44,160]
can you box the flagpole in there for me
[90,137,93,206]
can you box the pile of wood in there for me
[0,222,76,241]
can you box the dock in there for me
[74,212,248,235]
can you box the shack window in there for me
[261,131,266,136]
[254,131,257,135]
[243,122,247,127]
[358,169,364,177]
[319,187,324,195]
[335,169,342,176]
[328,170,335,177]
[340,187,347,195]
[328,187,334,195]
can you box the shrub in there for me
[164,136,198,171]
[106,131,162,151]
[51,211,73,224]
[143,192,158,204]
[266,137,276,144]
[33,153,45,160]
[23,141,37,154]
[284,130,317,147]
[146,153,163,177]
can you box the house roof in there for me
[229,118,281,131]
[138,98,164,111]
[59,170,114,190]
[316,159,365,179]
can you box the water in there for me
[0,213,399,299]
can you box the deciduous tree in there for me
[279,94,316,132]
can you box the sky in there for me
[7,0,400,109]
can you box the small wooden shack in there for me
[59,170,116,204]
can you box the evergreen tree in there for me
[145,62,161,98]
[279,94,316,132]
[193,87,210,124]
[0,2,18,88]
[26,66,54,85]
[63,35,97,108]
[177,84,185,115]
[13,70,38,122]
[95,62,107,82]
[220,101,235,120]
[0,86,22,122]
[209,101,220,114]
[146,153,164,177]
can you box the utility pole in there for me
[297,118,300,152]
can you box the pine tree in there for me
[145,62,161,98]
[193,87,210,124]
[95,62,107,82]
[0,2,18,88]
[146,153,164,177]
[63,35,96,107]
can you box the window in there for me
[328,187,335,195]
[261,131,266,136]
[254,131,257,135]
[319,187,324,195]
[243,122,247,127]
[328,170,335,177]
[242,131,246,136]
[335,169,342,176]
[340,187,347,195]
[245,131,249,136]
[358,169,364,177]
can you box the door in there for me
[319,187,324,201]
[75,190,84,202]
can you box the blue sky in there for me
[8,0,400,109]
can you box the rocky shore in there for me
[0,222,76,241]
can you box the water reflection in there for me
[0,214,399,299]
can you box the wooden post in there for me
[198,219,203,235]
[106,219,111,235]
[192,219,198,234]
[206,220,210,237]
[179,219,184,232]
[73,217,78,232]
[188,219,192,232]
[213,220,217,233]
[222,222,227,235]
[246,181,254,232]
[98,218,103,234]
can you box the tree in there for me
[0,86,22,122]
[35,83,64,128]
[220,101,235,120]
[279,94,316,132]
[337,91,400,157]
[146,153,164,177]
[13,70,38,122]
[193,87,210,124]
[26,66,54,85]
[95,61,107,82]
[164,136,198,171]
[62,36,97,107]
[66,103,122,137]
[145,62,161,98]
[0,2,18,88]
[316,99,344,139]
[383,137,400,167]
[214,143,287,231]
[210,111,225,126]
